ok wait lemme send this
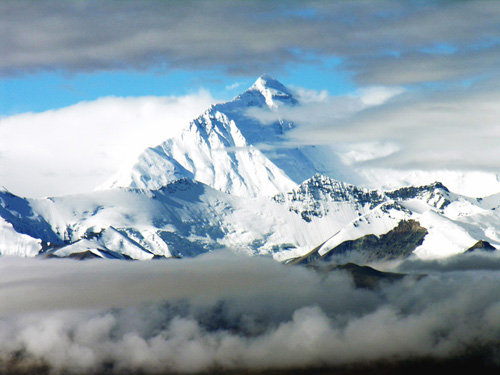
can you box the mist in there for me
[1,250,500,374]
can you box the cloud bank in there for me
[0,91,216,198]
[1,1,499,86]
[305,82,499,171]
[1,251,500,374]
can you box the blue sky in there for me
[2,0,497,116]
[0,57,354,116]
[1,69,234,115]
[1,0,499,197]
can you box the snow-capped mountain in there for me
[2,173,500,262]
[100,75,338,197]
[1,76,500,262]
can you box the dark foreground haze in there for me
[1,251,500,374]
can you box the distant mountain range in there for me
[1,76,499,262]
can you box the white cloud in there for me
[338,141,401,166]
[1,252,500,373]
[225,81,244,91]
[0,91,217,197]
[331,84,500,173]
[355,86,406,106]
[247,83,405,142]
[246,79,500,196]
[290,86,330,103]
[260,80,499,173]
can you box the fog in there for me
[1,250,500,374]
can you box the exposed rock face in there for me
[465,240,497,253]
[274,174,385,222]
[386,182,452,211]
[387,182,450,199]
[322,219,428,262]
[289,220,428,265]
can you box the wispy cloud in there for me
[247,83,405,144]
[248,78,500,175]
[327,82,500,173]
[355,86,406,106]
[225,81,244,91]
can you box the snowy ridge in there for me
[317,200,411,257]
[274,174,385,222]
[2,175,500,261]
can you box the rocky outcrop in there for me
[274,174,385,222]
[465,240,497,253]
[323,219,428,262]
[289,220,428,265]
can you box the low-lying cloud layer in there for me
[1,251,500,374]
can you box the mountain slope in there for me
[2,76,500,262]
[100,75,339,197]
[101,74,497,200]
[1,174,499,262]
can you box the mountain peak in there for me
[247,74,298,109]
[253,74,289,91]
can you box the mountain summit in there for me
[100,75,336,196]
[246,74,298,109]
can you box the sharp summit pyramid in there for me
[101,75,339,197]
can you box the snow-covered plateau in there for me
[1,75,499,262]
